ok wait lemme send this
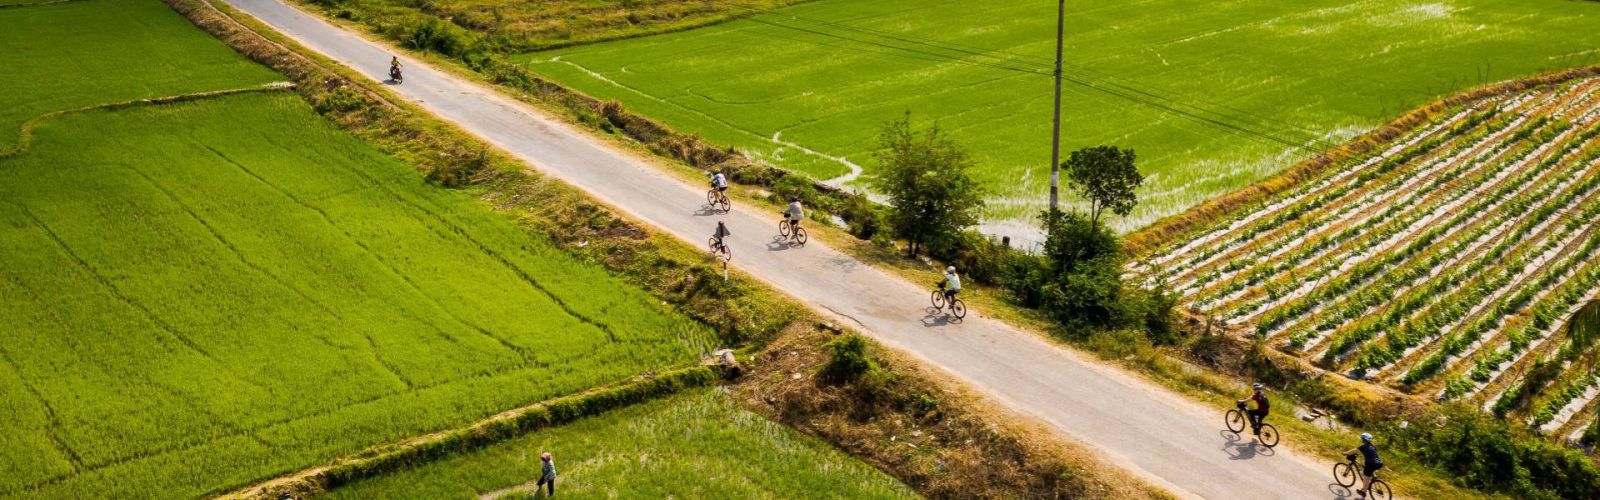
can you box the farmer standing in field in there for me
[536,451,556,497]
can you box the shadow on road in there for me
[765,235,797,252]
[1328,482,1356,498]
[919,308,962,327]
[1220,429,1274,460]
[691,205,722,217]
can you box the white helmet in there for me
[1252,383,1263,390]
[1360,432,1372,442]
[946,266,956,273]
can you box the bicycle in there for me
[1225,401,1279,448]
[778,219,808,246]
[707,236,731,261]
[706,187,730,213]
[1334,454,1392,500]
[930,283,967,319]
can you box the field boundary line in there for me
[1125,62,1600,258]
[0,0,88,10]
[0,83,293,160]
[217,366,719,499]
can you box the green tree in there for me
[871,114,985,257]
[1063,146,1143,229]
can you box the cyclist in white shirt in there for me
[783,196,804,242]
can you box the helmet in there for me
[789,195,799,202]
[1252,383,1263,390]
[1360,432,1372,442]
[946,266,956,273]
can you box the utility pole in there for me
[1048,0,1065,210]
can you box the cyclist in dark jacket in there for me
[1343,433,1383,498]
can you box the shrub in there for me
[403,17,472,57]
[1039,255,1125,335]
[1391,405,1600,499]
[822,334,876,383]
[313,86,367,114]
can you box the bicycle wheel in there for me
[950,299,967,319]
[779,220,791,237]
[931,290,946,309]
[716,196,731,213]
[707,189,718,205]
[1225,410,1246,433]
[1333,462,1357,487]
[794,227,807,246]
[1257,423,1279,448]
[1369,479,1393,500]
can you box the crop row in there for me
[1147,76,1600,412]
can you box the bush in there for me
[402,17,472,57]
[1039,255,1125,335]
[822,334,876,383]
[313,86,368,114]
[1125,282,1179,345]
[1391,405,1600,499]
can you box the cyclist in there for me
[782,196,804,241]
[937,266,961,303]
[712,220,731,254]
[710,169,729,198]
[1344,433,1384,498]
[389,56,403,80]
[1238,383,1270,436]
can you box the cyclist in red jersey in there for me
[1238,383,1270,435]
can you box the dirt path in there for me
[219,0,1336,497]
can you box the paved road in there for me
[220,0,1340,497]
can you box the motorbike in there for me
[389,65,403,83]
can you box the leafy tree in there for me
[871,114,985,257]
[1063,146,1143,229]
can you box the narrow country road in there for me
[221,0,1339,497]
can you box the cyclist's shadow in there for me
[692,204,721,217]
[919,308,962,327]
[765,235,796,252]
[1219,429,1274,460]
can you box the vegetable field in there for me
[1138,76,1600,440]
[322,389,916,499]
[523,0,1600,233]
[0,0,738,496]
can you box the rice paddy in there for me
[321,389,916,499]
[1139,75,1600,439]
[520,0,1600,233]
[0,0,771,496]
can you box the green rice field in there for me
[523,0,1600,233]
[0,0,280,150]
[0,0,753,496]
[323,389,916,499]
[0,91,716,497]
